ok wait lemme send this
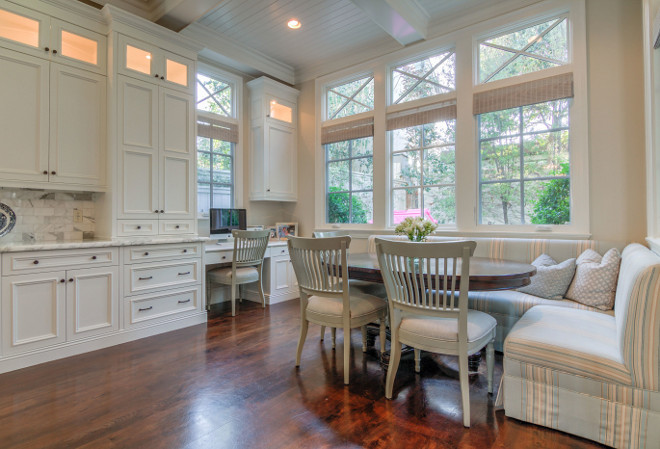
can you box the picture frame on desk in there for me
[276,222,298,240]
[268,227,278,239]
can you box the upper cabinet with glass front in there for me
[0,1,106,74]
[118,34,194,93]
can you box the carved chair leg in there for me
[331,328,336,349]
[361,326,367,352]
[320,325,326,341]
[486,340,495,394]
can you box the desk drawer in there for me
[126,286,199,327]
[205,250,233,265]
[123,243,200,264]
[124,260,200,295]
[3,248,118,276]
[270,246,289,258]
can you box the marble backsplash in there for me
[0,188,97,244]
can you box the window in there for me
[196,71,237,215]
[391,120,456,225]
[391,50,455,104]
[327,75,374,120]
[326,137,373,224]
[478,16,568,83]
[478,99,570,225]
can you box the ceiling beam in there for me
[153,0,225,32]
[350,0,429,46]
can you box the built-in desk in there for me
[204,240,299,305]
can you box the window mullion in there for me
[519,106,525,225]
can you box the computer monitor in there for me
[209,208,246,240]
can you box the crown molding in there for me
[181,23,295,85]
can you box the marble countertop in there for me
[0,236,210,253]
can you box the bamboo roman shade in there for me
[321,117,374,145]
[386,102,457,131]
[473,72,574,115]
[197,117,239,143]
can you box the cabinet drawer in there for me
[205,249,233,265]
[124,259,200,295]
[159,220,195,235]
[270,246,289,258]
[117,220,158,237]
[2,248,118,275]
[123,243,200,264]
[126,286,199,327]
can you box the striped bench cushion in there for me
[505,305,631,385]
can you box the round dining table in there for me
[347,253,537,291]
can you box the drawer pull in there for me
[138,276,153,281]
[91,256,97,260]
[178,299,191,304]
[137,226,142,230]
[175,225,180,229]
[33,260,39,265]
[221,256,227,260]
[138,306,153,312]
[281,250,286,253]
[182,249,188,253]
[178,271,191,276]
[144,252,149,256]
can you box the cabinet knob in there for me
[221,256,226,260]
[51,171,56,175]
[154,210,159,213]
[160,210,164,214]
[182,249,187,253]
[43,170,48,175]
[267,189,271,192]
[68,278,73,283]
[33,260,39,265]
[44,47,49,52]
[175,225,180,229]
[91,256,97,260]
[154,74,159,78]
[160,76,164,80]
[144,252,149,256]
[52,49,57,54]
[137,226,142,230]
[60,279,65,283]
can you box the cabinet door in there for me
[49,63,106,187]
[118,76,159,219]
[266,120,297,201]
[1,271,66,356]
[0,1,50,59]
[162,49,193,93]
[66,266,118,341]
[0,47,49,183]
[50,18,106,74]
[270,254,293,294]
[160,88,195,219]
[117,34,159,83]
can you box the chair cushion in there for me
[208,267,259,284]
[504,305,631,384]
[307,293,386,320]
[399,310,496,344]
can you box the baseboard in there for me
[244,288,298,305]
[0,312,207,374]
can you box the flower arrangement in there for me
[394,217,438,242]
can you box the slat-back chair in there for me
[375,238,496,427]
[207,229,270,316]
[288,236,387,385]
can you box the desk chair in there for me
[288,235,387,385]
[207,229,270,316]
[375,238,496,427]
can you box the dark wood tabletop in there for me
[347,253,536,291]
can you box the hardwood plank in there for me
[0,300,605,448]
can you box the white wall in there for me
[290,0,647,246]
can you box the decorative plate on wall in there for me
[0,203,16,237]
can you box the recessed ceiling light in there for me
[287,19,301,29]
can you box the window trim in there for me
[314,0,588,237]
[195,62,244,217]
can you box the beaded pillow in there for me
[565,248,621,310]
[517,254,576,300]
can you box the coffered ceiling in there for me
[84,0,543,84]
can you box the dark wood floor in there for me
[0,300,605,449]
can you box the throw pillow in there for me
[565,248,621,310]
[517,254,576,300]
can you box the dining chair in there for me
[375,238,496,427]
[288,235,387,385]
[207,229,270,316]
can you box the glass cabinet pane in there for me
[0,8,40,48]
[166,59,187,86]
[61,30,97,65]
[270,101,292,123]
[126,44,152,75]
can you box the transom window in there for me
[391,120,456,225]
[327,75,374,120]
[478,99,570,225]
[196,73,233,117]
[391,50,456,104]
[479,16,568,83]
[326,137,374,224]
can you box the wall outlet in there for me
[73,208,83,223]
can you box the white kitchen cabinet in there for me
[247,77,299,202]
[66,266,119,341]
[1,271,66,356]
[118,75,195,229]
[118,34,193,93]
